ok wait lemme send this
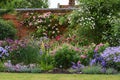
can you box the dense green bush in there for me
[103,18,120,46]
[54,44,79,69]
[8,40,40,65]
[69,0,120,45]
[0,19,17,40]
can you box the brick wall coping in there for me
[0,8,78,13]
[16,8,78,13]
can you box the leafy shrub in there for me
[106,68,117,74]
[6,39,40,65]
[23,12,68,38]
[0,61,6,72]
[64,28,92,46]
[81,65,103,74]
[69,0,120,44]
[78,43,96,65]
[0,19,17,40]
[54,44,79,69]
[103,18,120,46]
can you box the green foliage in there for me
[38,37,54,71]
[103,18,120,46]
[14,0,48,8]
[6,67,41,73]
[0,0,14,9]
[81,65,118,74]
[106,61,120,72]
[106,68,117,74]
[0,0,48,8]
[9,42,40,65]
[0,19,17,40]
[65,28,93,46]
[81,65,103,74]
[0,61,5,72]
[39,53,54,71]
[30,68,41,73]
[78,43,96,65]
[54,44,79,69]
[69,0,120,44]
[97,43,109,53]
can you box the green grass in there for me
[0,73,120,80]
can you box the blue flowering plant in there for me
[90,43,108,67]
[0,46,9,61]
[90,53,106,68]
[89,43,107,74]
[101,46,120,71]
[70,61,84,73]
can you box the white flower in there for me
[52,31,55,34]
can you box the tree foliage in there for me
[69,0,120,45]
[0,0,48,9]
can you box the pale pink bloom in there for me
[52,31,55,34]
[15,64,21,69]
[26,12,29,16]
[77,61,81,64]
[38,19,43,23]
[74,48,80,52]
[98,43,104,47]
[80,55,87,59]
[33,16,36,19]
[29,22,32,26]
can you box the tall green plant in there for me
[69,0,120,44]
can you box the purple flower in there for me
[101,46,120,63]
[90,59,96,66]
[6,39,14,44]
[101,60,106,67]
[0,46,9,58]
[71,61,84,69]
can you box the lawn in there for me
[0,73,120,80]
